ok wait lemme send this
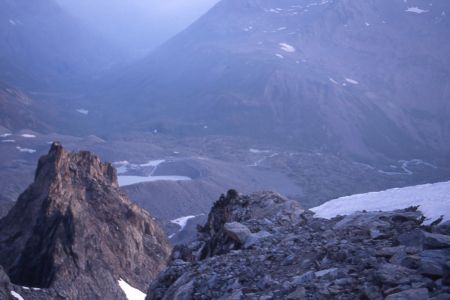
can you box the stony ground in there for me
[147,190,450,300]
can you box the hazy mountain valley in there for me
[0,0,449,299]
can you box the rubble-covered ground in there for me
[147,190,450,300]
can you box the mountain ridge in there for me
[91,0,450,161]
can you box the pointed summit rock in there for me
[0,143,171,299]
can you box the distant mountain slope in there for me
[96,0,450,160]
[0,0,122,90]
[312,180,450,223]
[0,81,51,131]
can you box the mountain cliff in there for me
[0,143,171,299]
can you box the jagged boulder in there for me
[0,143,171,299]
[146,191,450,299]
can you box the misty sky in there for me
[56,0,220,58]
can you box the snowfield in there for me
[312,181,450,224]
[118,279,146,300]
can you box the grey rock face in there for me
[0,143,172,299]
[146,191,450,299]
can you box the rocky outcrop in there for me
[147,190,450,299]
[0,143,171,299]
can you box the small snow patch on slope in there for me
[279,43,296,53]
[21,134,36,138]
[171,215,199,231]
[329,78,339,85]
[406,7,429,14]
[118,279,146,300]
[345,78,359,85]
[16,146,36,153]
[11,291,24,300]
[76,109,89,115]
[311,181,450,224]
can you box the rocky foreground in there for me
[0,145,449,299]
[147,190,450,300]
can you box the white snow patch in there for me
[118,175,191,187]
[249,148,271,154]
[345,78,359,85]
[0,133,12,138]
[113,160,165,174]
[115,159,192,186]
[311,181,450,224]
[329,77,339,85]
[21,134,36,138]
[10,291,24,300]
[118,279,146,300]
[406,7,429,14]
[365,22,370,26]
[171,215,198,231]
[275,53,284,59]
[76,109,89,115]
[265,8,281,13]
[279,43,296,53]
[1,139,15,143]
[16,146,36,153]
